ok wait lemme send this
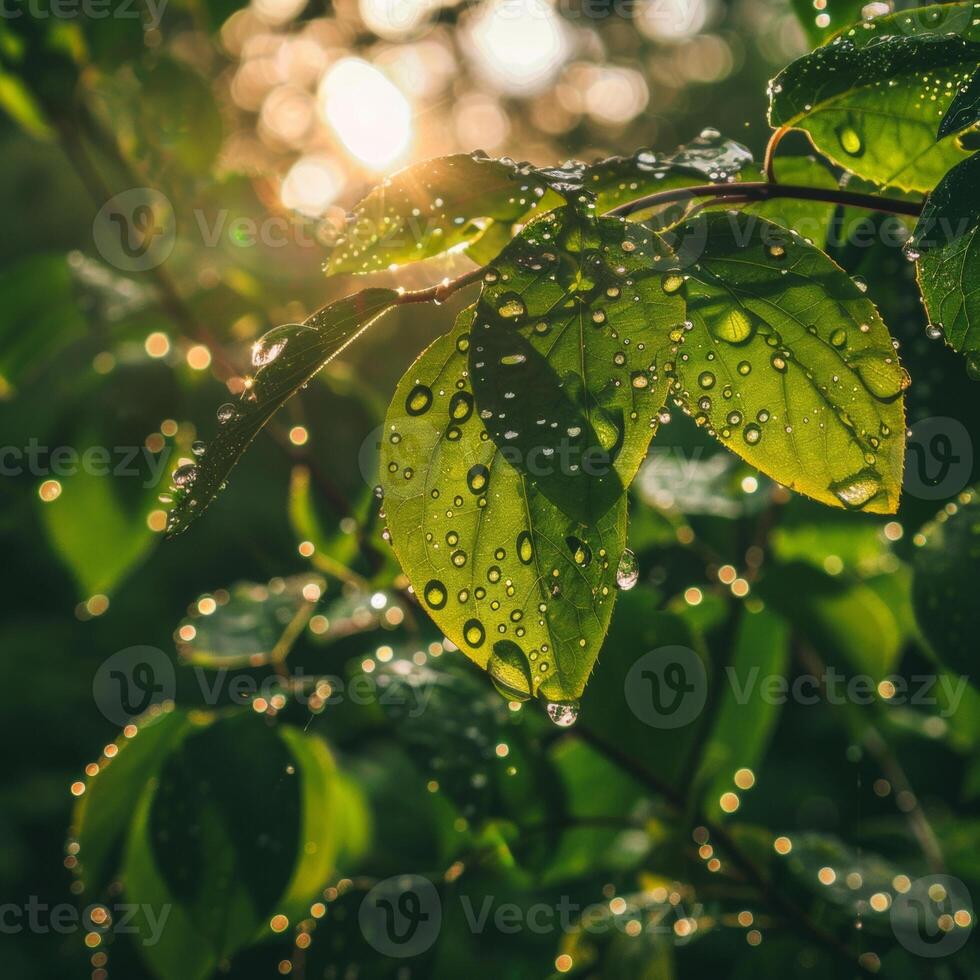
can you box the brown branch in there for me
[763,126,792,184]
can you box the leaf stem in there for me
[608,181,923,220]
[763,126,791,184]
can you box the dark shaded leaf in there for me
[166,288,397,536]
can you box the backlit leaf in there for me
[325,154,555,276]
[938,64,980,139]
[666,212,907,514]
[469,206,683,524]
[911,152,980,361]
[769,4,980,192]
[380,307,627,706]
[166,288,396,537]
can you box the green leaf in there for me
[694,606,790,819]
[325,154,556,276]
[588,129,755,216]
[739,155,839,250]
[912,489,980,682]
[759,561,904,678]
[166,288,396,537]
[667,212,907,514]
[72,707,195,897]
[469,206,683,524]
[769,4,980,192]
[122,712,348,978]
[912,152,980,361]
[39,447,158,598]
[939,65,980,139]
[174,574,326,669]
[0,253,86,397]
[380,307,627,705]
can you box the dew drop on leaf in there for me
[545,700,580,727]
[423,580,447,610]
[406,384,433,416]
[829,468,882,509]
[615,549,639,590]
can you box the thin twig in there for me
[609,181,923,220]
[763,126,791,184]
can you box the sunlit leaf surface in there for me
[469,206,683,523]
[912,152,980,362]
[381,308,627,706]
[769,3,980,192]
[666,212,907,513]
[325,153,556,275]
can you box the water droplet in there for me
[489,640,532,701]
[173,463,198,488]
[566,536,593,567]
[661,273,684,294]
[424,580,447,609]
[449,391,474,422]
[467,464,489,494]
[545,700,580,727]
[836,124,864,156]
[709,309,754,344]
[463,619,486,647]
[737,361,752,376]
[925,323,944,341]
[743,423,762,445]
[615,549,639,590]
[191,441,206,457]
[216,403,238,424]
[829,468,882,510]
[698,371,716,389]
[406,384,433,416]
[498,297,526,319]
[830,328,847,348]
[517,531,534,565]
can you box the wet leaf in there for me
[912,489,980,682]
[769,4,980,192]
[166,288,396,537]
[325,154,555,276]
[938,64,980,140]
[667,212,907,514]
[911,152,980,360]
[380,307,627,705]
[588,128,755,216]
[469,206,681,524]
